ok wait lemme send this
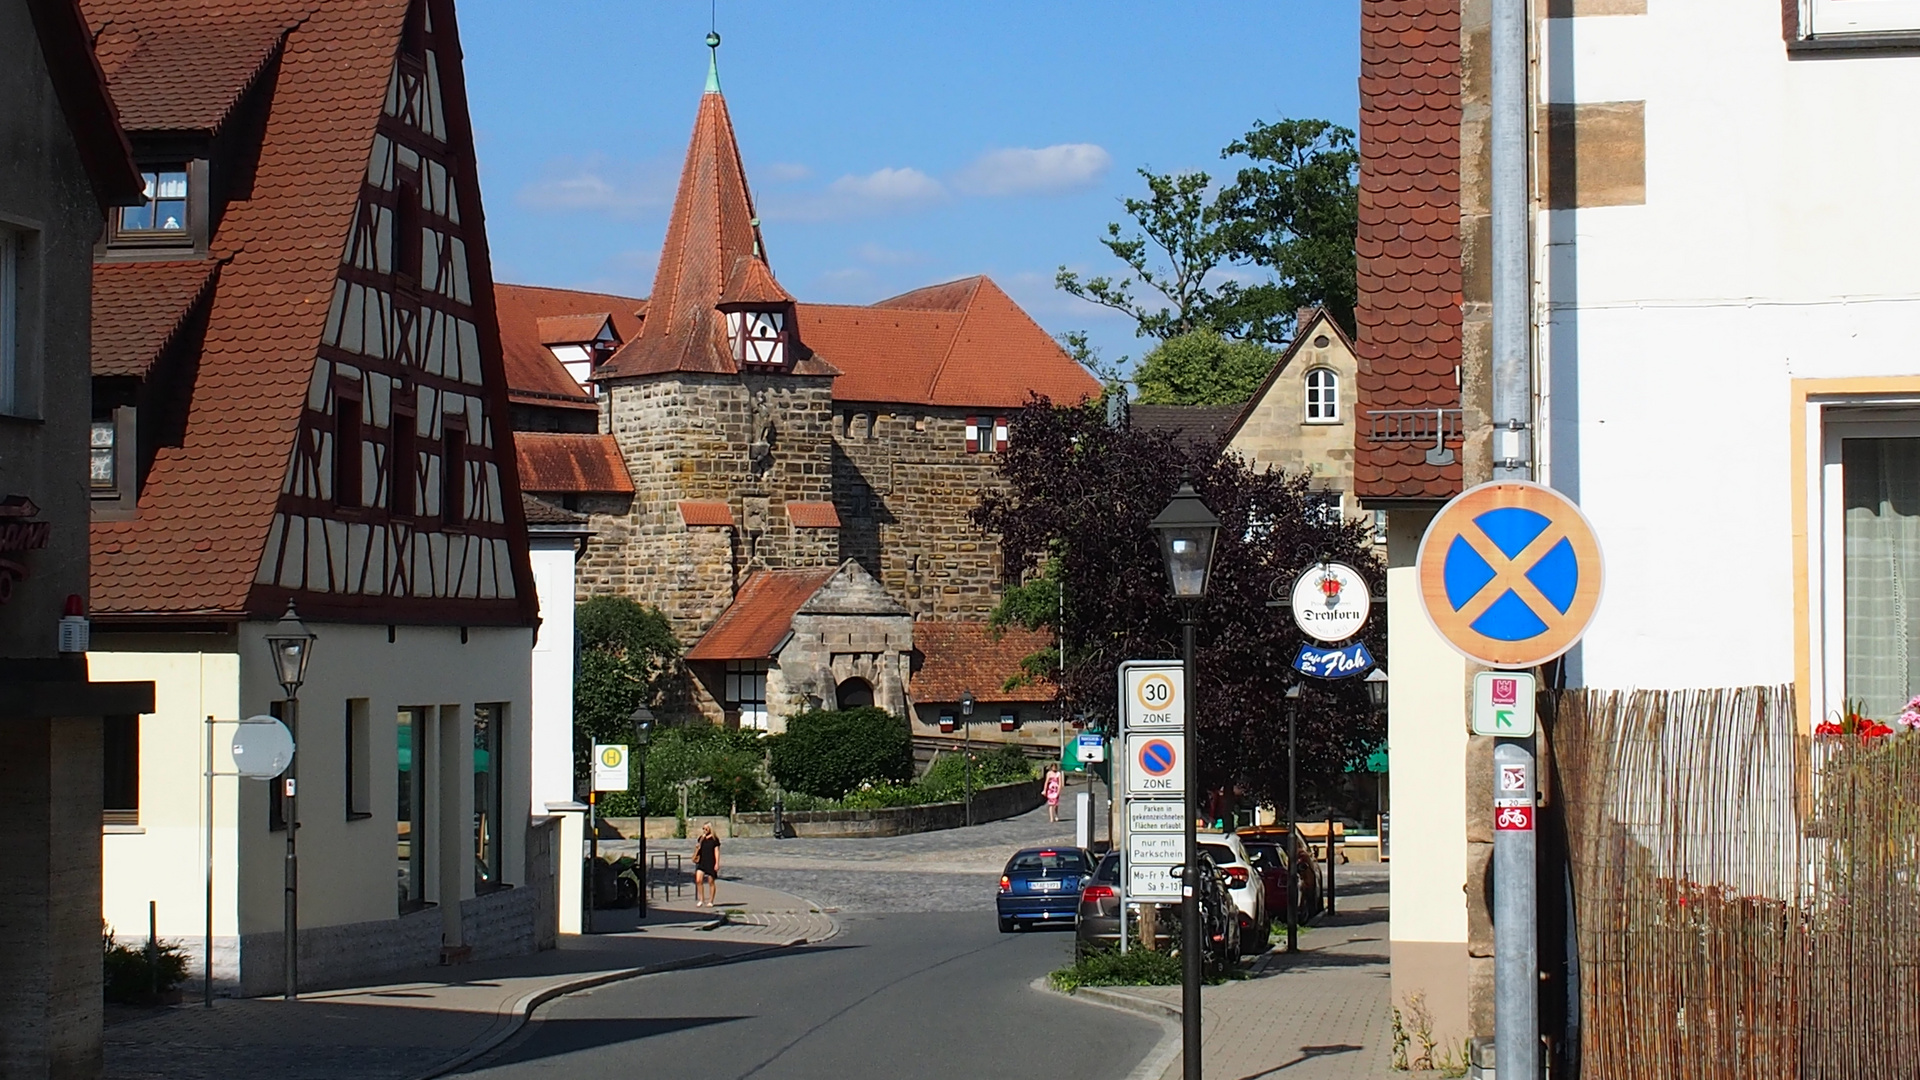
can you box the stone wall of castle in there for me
[830,405,1010,620]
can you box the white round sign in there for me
[231,715,295,778]
[1290,562,1372,643]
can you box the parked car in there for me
[1074,849,1244,972]
[1198,830,1269,955]
[997,846,1095,932]
[1239,827,1323,919]
[1075,851,1124,951]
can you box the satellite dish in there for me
[231,715,295,778]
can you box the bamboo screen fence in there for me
[1552,686,1920,1079]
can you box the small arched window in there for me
[1305,368,1339,423]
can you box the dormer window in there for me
[113,168,192,245]
[728,310,786,367]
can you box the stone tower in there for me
[587,40,843,643]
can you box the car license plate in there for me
[1032,880,1061,891]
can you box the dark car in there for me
[1074,851,1123,950]
[1241,832,1322,919]
[997,846,1094,932]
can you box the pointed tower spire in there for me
[705,31,722,94]
[595,40,835,382]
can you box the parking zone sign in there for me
[1125,734,1185,796]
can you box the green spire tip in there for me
[705,32,722,94]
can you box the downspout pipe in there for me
[1491,0,1533,481]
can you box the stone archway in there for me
[835,677,875,709]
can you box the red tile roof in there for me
[785,501,840,529]
[91,11,294,135]
[515,433,633,494]
[521,492,588,526]
[1355,0,1463,500]
[596,89,833,380]
[717,253,794,308]
[495,282,645,409]
[678,500,733,527]
[537,313,612,346]
[26,0,142,211]
[799,277,1100,410]
[911,621,1057,704]
[91,259,220,377]
[685,567,838,661]
[85,0,536,626]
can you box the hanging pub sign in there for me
[1293,640,1375,680]
[0,496,51,605]
[1289,561,1372,643]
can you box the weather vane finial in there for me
[705,31,722,94]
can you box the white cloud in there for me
[764,161,813,182]
[762,166,947,222]
[953,143,1113,197]
[516,155,677,218]
[854,242,926,266]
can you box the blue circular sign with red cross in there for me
[1416,481,1604,668]
[1138,739,1177,777]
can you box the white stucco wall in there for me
[1539,0,1920,693]
[528,535,585,934]
[95,620,533,964]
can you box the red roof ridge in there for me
[685,564,842,662]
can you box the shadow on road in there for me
[482,1015,748,1067]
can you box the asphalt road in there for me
[458,911,1163,1080]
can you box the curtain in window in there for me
[1844,438,1920,721]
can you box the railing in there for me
[1365,408,1464,443]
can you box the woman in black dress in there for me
[693,822,721,906]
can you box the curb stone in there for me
[410,899,838,1080]
[1031,976,1182,1080]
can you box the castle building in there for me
[505,41,1098,734]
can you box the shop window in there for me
[474,703,506,889]
[397,706,428,909]
[1802,0,1920,37]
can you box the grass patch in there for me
[1049,946,1182,991]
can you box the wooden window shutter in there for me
[964,417,980,454]
[993,417,1009,453]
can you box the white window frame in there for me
[725,660,770,730]
[1814,405,1920,725]
[1804,0,1920,36]
[1304,367,1339,424]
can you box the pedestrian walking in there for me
[1044,764,1064,823]
[693,822,721,906]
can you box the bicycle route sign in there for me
[1416,480,1604,668]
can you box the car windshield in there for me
[1199,843,1240,867]
[1244,845,1281,871]
[1007,850,1089,874]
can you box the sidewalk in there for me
[105,882,833,1080]
[1070,869,1396,1080]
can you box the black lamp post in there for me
[630,706,652,916]
[264,601,315,1001]
[960,690,976,826]
[1149,481,1220,1080]
[1283,682,1302,951]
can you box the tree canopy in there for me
[1056,117,1357,349]
[1133,330,1280,406]
[572,596,679,790]
[975,397,1385,807]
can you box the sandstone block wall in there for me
[832,405,1009,619]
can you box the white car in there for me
[1198,830,1269,954]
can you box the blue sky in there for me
[458,1,1359,369]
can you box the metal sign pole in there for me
[1494,739,1538,1080]
[1180,619,1202,1080]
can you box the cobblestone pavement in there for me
[1072,868,1397,1080]
[104,883,832,1080]
[610,778,1093,912]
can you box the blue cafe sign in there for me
[1293,641,1375,680]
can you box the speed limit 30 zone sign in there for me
[1416,480,1604,668]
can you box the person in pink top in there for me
[1043,764,1064,823]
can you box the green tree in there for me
[768,707,913,799]
[1133,330,1280,406]
[1055,115,1358,349]
[573,596,678,792]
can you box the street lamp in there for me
[1150,481,1220,1080]
[961,690,976,826]
[1364,666,1389,711]
[630,706,652,916]
[263,601,316,1001]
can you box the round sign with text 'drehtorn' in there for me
[1290,562,1372,643]
[1416,480,1604,668]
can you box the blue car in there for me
[997,846,1095,932]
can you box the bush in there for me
[1049,945,1183,991]
[768,707,912,799]
[596,724,768,818]
[103,929,189,1004]
[919,745,1037,801]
